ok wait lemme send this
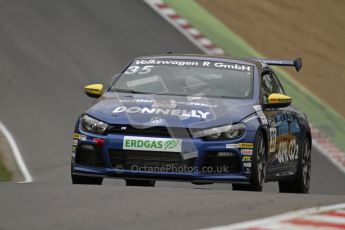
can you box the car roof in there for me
[135,54,267,70]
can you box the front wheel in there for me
[279,136,311,193]
[233,131,267,191]
[125,179,155,187]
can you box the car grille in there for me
[108,150,196,173]
[75,145,105,168]
[106,125,191,138]
[201,152,241,173]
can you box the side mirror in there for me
[266,93,292,108]
[84,84,104,98]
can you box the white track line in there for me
[0,121,33,183]
[200,203,345,230]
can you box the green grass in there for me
[0,160,11,181]
[165,0,345,151]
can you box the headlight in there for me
[81,115,108,134]
[190,123,245,140]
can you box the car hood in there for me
[86,92,257,129]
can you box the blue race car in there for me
[71,55,311,193]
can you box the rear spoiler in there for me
[250,58,302,72]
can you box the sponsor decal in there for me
[150,116,162,124]
[242,156,251,162]
[243,162,252,168]
[217,152,235,157]
[241,149,253,155]
[226,143,239,149]
[123,136,182,152]
[239,143,254,149]
[226,143,254,149]
[276,139,299,163]
[73,133,86,141]
[73,139,78,146]
[269,127,277,153]
[133,59,252,72]
[253,105,268,125]
[112,106,210,119]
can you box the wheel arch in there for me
[259,126,269,160]
[304,130,312,151]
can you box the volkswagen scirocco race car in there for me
[71,54,312,193]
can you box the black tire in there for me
[71,174,103,185]
[233,131,267,191]
[279,136,311,193]
[125,179,155,187]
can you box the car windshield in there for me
[110,58,254,99]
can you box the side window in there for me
[271,72,286,95]
[261,72,279,103]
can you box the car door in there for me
[260,70,301,173]
[270,72,302,169]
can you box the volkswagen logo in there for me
[150,116,162,124]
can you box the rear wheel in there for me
[233,131,266,191]
[125,179,156,187]
[279,136,311,193]
[72,174,103,185]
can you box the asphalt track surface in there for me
[0,1,344,229]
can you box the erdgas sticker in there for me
[123,136,182,152]
[113,106,210,119]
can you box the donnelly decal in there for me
[123,136,182,152]
[112,106,210,119]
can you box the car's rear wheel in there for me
[233,131,266,192]
[125,179,156,187]
[71,174,103,185]
[279,136,311,193]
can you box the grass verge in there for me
[0,160,11,181]
[165,0,345,151]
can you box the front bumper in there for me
[71,129,256,184]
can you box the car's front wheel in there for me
[233,131,267,191]
[279,136,311,193]
[125,179,156,187]
[71,174,103,185]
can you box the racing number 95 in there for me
[124,66,154,75]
